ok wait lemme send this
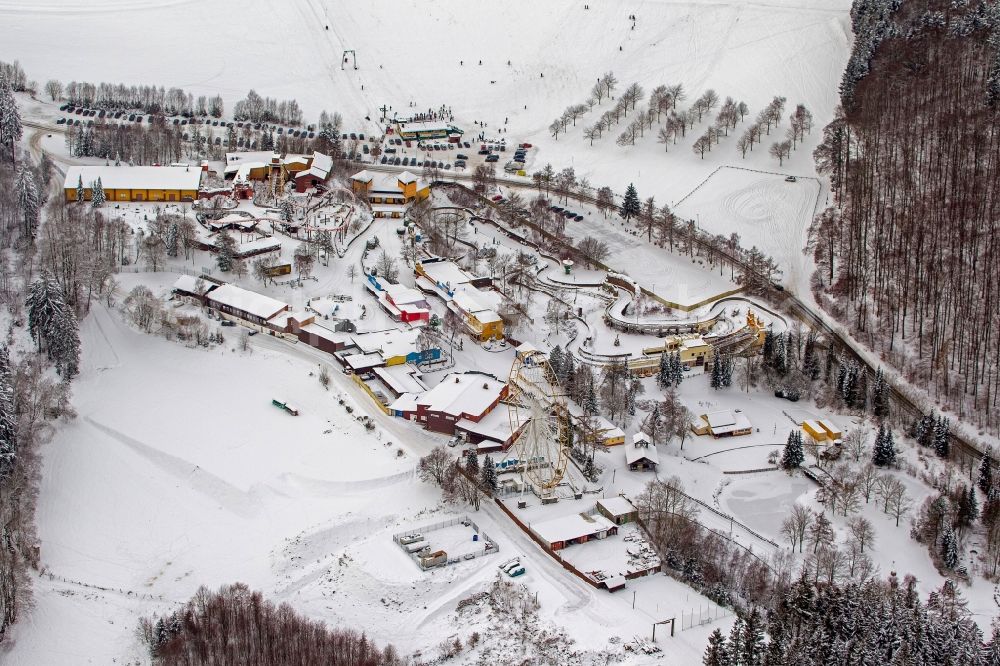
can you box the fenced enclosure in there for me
[393,515,499,570]
[680,601,732,631]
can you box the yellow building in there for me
[64,165,202,203]
[802,420,828,442]
[351,170,430,217]
[643,334,714,368]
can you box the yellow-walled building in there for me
[64,165,202,203]
[351,170,430,217]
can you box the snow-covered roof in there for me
[351,328,421,359]
[351,169,374,183]
[388,392,420,414]
[625,445,659,465]
[455,404,527,444]
[64,165,202,191]
[172,275,214,296]
[531,512,616,545]
[597,496,637,518]
[300,323,351,345]
[516,342,537,353]
[206,214,257,230]
[226,151,278,164]
[417,372,505,417]
[311,151,333,175]
[452,288,488,314]
[603,427,626,441]
[295,166,329,181]
[704,410,752,435]
[397,170,418,184]
[374,364,426,396]
[420,260,474,287]
[343,352,384,370]
[205,284,288,320]
[704,411,736,428]
[632,432,650,446]
[396,120,458,134]
[236,238,281,255]
[384,282,427,306]
[282,153,311,166]
[682,336,710,349]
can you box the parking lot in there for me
[375,132,533,175]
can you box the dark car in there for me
[362,144,370,154]
[172,118,179,125]
[181,119,188,125]
[59,104,68,112]
[478,148,490,155]
[457,154,468,160]
[308,131,315,138]
[135,115,143,123]
[394,157,401,165]
[384,147,396,154]
[380,155,388,164]
[402,157,410,166]
[98,110,106,118]
[56,117,66,124]
[550,205,563,212]
[574,215,583,222]
[454,160,466,168]
[359,133,365,140]
[463,141,471,149]
[221,320,236,327]
[212,120,219,126]
[350,132,357,140]
[485,154,499,162]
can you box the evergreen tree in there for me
[773,334,788,376]
[585,384,598,415]
[657,351,672,389]
[957,485,979,527]
[722,355,733,388]
[915,412,936,449]
[626,379,639,416]
[710,356,722,389]
[0,345,17,479]
[983,622,1000,666]
[855,368,868,411]
[802,333,820,381]
[671,352,684,386]
[940,522,958,569]
[871,367,890,419]
[91,176,106,207]
[702,628,731,666]
[872,423,896,467]
[549,345,564,382]
[0,72,23,163]
[465,448,479,476]
[25,272,80,379]
[76,174,84,203]
[214,230,238,272]
[824,343,835,382]
[620,183,641,221]
[480,455,498,494]
[979,447,994,494]
[165,220,180,258]
[739,606,766,666]
[933,416,951,459]
[15,165,39,237]
[762,330,775,366]
[782,430,804,470]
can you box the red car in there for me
[519,143,533,149]
[492,195,504,202]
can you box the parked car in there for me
[456,153,469,160]
[574,215,583,221]
[454,160,466,168]
[486,154,499,162]
[492,195,504,202]
[220,320,236,327]
[56,118,66,124]
[785,175,797,182]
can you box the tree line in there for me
[810,0,1000,436]
[139,583,403,665]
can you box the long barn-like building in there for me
[64,165,203,203]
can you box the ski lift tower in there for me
[342,50,357,70]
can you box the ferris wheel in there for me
[507,349,570,496]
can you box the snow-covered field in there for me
[4,0,851,284]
